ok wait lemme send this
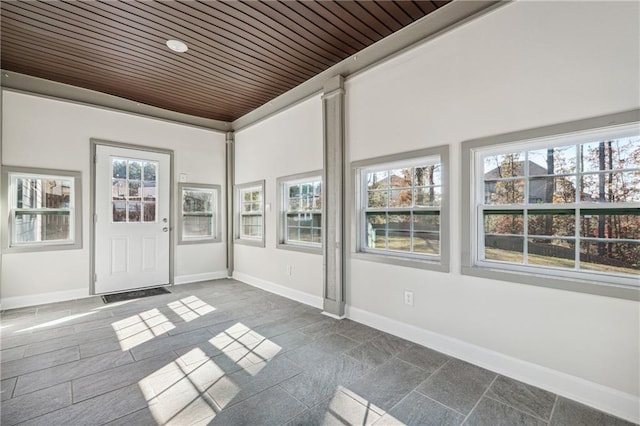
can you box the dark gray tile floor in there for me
[0,279,636,426]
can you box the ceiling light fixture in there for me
[166,39,188,53]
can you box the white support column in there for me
[322,75,346,318]
[226,131,235,278]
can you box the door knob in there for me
[163,227,169,232]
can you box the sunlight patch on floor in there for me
[167,296,215,322]
[112,308,175,351]
[16,311,97,333]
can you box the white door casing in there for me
[94,145,171,294]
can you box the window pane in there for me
[389,169,412,188]
[581,171,640,203]
[312,213,322,227]
[484,211,524,235]
[484,235,524,263]
[112,179,126,200]
[299,227,312,242]
[367,190,388,208]
[528,176,576,204]
[484,153,525,177]
[366,212,387,249]
[415,165,441,186]
[288,198,301,211]
[528,211,575,237]
[387,214,411,252]
[183,215,213,238]
[581,138,640,172]
[527,238,575,269]
[528,146,577,175]
[14,211,70,242]
[128,161,142,180]
[484,180,525,204]
[128,202,141,222]
[15,178,71,209]
[367,171,388,190]
[144,202,156,222]
[289,184,300,198]
[580,241,639,276]
[113,201,126,222]
[312,228,322,243]
[580,211,640,240]
[414,212,439,255]
[390,189,412,207]
[183,190,212,213]
[287,226,299,241]
[128,181,141,199]
[414,187,441,207]
[314,182,322,196]
[113,159,127,179]
[143,162,157,182]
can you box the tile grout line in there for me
[483,393,552,424]
[460,373,499,425]
[548,393,560,424]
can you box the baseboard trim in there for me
[1,288,90,310]
[232,271,323,309]
[345,304,639,424]
[174,271,228,285]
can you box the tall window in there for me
[235,180,265,247]
[353,146,449,271]
[463,115,639,296]
[276,171,322,253]
[178,183,221,244]
[3,166,82,252]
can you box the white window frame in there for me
[234,180,265,247]
[276,170,322,254]
[177,183,221,245]
[2,166,82,253]
[352,146,450,272]
[461,110,640,301]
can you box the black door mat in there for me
[101,287,171,304]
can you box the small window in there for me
[276,171,322,254]
[235,180,265,247]
[462,111,640,299]
[2,166,82,252]
[178,183,221,245]
[352,146,450,271]
[111,158,157,223]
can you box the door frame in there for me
[90,139,175,295]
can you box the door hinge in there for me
[93,273,97,283]
[93,154,97,163]
[94,213,98,223]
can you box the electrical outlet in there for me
[404,290,414,306]
[286,265,292,276]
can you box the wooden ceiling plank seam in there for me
[1,28,274,106]
[0,6,289,97]
[363,2,405,32]
[375,1,415,26]
[278,1,364,55]
[221,1,335,69]
[112,0,318,84]
[196,0,329,74]
[301,1,375,47]
[248,1,347,63]
[160,0,326,80]
[1,47,245,115]
[313,1,383,43]
[1,59,240,120]
[55,0,296,91]
[398,1,430,21]
[336,1,393,38]
[0,37,261,111]
[282,1,367,52]
[413,1,439,15]
[432,1,451,9]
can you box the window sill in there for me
[352,251,449,272]
[461,264,640,301]
[234,238,265,248]
[3,241,82,254]
[276,242,321,255]
[178,237,222,246]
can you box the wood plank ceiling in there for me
[1,0,450,122]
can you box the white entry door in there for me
[95,145,171,294]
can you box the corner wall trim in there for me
[1,288,89,310]
[232,272,323,310]
[174,271,228,285]
[345,304,640,424]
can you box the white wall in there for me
[234,0,639,420]
[234,96,323,305]
[346,0,639,408]
[1,91,227,306]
